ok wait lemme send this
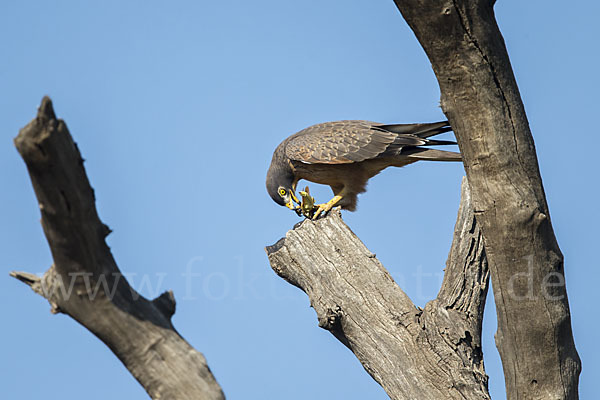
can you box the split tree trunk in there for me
[11,97,225,400]
[392,0,580,398]
[267,180,491,399]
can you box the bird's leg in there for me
[312,195,343,220]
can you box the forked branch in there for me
[267,179,490,399]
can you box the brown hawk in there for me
[266,120,461,219]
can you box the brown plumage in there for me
[266,120,461,218]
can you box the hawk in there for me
[266,120,461,219]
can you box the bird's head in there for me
[266,165,299,211]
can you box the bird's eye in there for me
[278,188,287,197]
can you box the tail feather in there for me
[378,121,451,138]
[402,147,462,162]
[422,139,457,146]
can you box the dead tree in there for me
[11,97,225,400]
[268,0,580,399]
[11,1,580,399]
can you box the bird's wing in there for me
[285,120,428,164]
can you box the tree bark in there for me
[267,179,490,400]
[11,97,225,400]
[392,0,581,399]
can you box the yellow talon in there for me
[312,195,343,220]
[294,186,344,220]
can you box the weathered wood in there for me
[267,179,490,400]
[392,0,581,398]
[11,97,225,400]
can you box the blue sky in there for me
[1,1,598,399]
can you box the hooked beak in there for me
[285,190,301,212]
[285,199,296,210]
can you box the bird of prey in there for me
[266,120,461,219]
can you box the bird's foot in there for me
[312,195,343,220]
[312,204,329,220]
[296,188,343,220]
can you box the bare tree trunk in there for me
[391,1,580,399]
[11,97,225,400]
[267,180,490,399]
